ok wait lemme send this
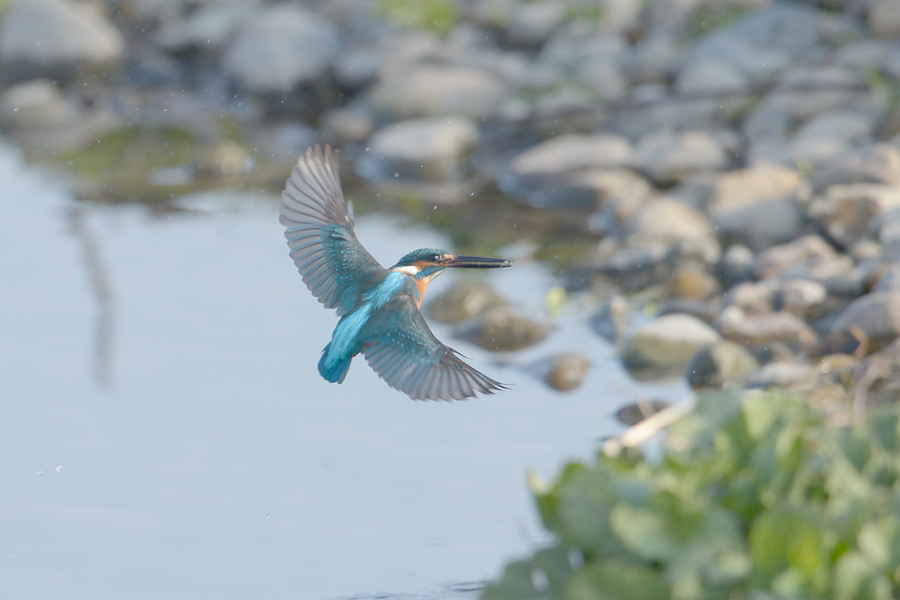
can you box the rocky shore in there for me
[3,0,900,411]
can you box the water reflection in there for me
[0,143,687,600]
[67,205,116,387]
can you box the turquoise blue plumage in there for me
[280,145,510,401]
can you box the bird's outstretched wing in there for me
[361,295,507,401]
[280,145,386,316]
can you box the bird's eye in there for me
[432,254,442,262]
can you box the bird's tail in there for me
[318,342,351,384]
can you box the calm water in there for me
[0,142,687,600]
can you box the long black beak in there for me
[445,255,512,269]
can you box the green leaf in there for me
[749,506,827,592]
[858,516,900,569]
[481,392,900,600]
[567,561,671,600]
[556,465,643,556]
[532,463,586,534]
[833,551,875,600]
[867,410,900,452]
[742,393,781,440]
[609,503,680,562]
[481,547,577,600]
[481,559,546,600]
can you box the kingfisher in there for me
[280,145,511,401]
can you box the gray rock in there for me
[155,3,252,52]
[322,105,375,144]
[885,45,900,80]
[575,60,628,103]
[504,0,566,47]
[360,117,479,181]
[741,104,792,142]
[508,134,632,183]
[720,244,755,285]
[425,280,509,325]
[754,234,838,279]
[531,86,596,122]
[664,265,720,301]
[726,278,827,317]
[223,5,340,93]
[376,30,442,80]
[686,340,759,389]
[626,198,714,243]
[745,362,819,390]
[666,173,718,209]
[675,56,748,96]
[830,292,900,348]
[760,67,874,122]
[626,32,679,82]
[631,130,729,184]
[611,91,731,140]
[719,311,818,351]
[622,313,721,370]
[582,171,655,232]
[879,219,900,260]
[597,0,642,34]
[0,77,120,153]
[807,183,900,247]
[532,168,650,215]
[679,4,825,83]
[454,307,550,352]
[792,110,877,145]
[869,0,900,38]
[709,164,804,250]
[714,196,804,251]
[753,234,863,295]
[369,65,506,119]
[121,0,185,20]
[746,137,848,171]
[872,263,900,293]
[534,353,591,392]
[0,0,125,83]
[537,26,627,73]
[586,239,671,288]
[0,79,73,128]
[807,144,900,193]
[835,40,891,70]
[333,47,382,92]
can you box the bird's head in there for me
[391,248,512,287]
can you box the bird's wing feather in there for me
[361,295,507,401]
[280,145,386,316]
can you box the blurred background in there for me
[3,0,900,598]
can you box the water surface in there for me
[0,143,687,599]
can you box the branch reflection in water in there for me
[67,204,115,387]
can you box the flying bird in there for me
[280,145,511,401]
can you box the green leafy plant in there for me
[482,391,900,600]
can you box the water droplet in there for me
[394,172,400,178]
[54,465,63,472]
